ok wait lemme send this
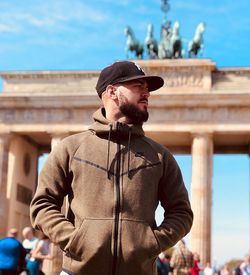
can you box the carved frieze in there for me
[0,106,250,125]
[0,108,94,124]
[162,70,204,87]
[149,106,250,123]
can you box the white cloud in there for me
[0,1,109,34]
[0,23,19,33]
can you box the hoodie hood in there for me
[88,107,145,137]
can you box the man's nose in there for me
[142,89,150,98]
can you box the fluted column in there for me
[190,132,213,265]
[0,133,10,238]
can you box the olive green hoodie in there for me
[30,108,193,275]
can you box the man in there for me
[170,239,193,275]
[30,60,193,275]
[0,228,26,275]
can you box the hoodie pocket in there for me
[121,220,161,265]
[67,219,113,267]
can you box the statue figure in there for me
[157,20,183,59]
[188,22,205,58]
[170,21,182,58]
[145,23,158,59]
[158,20,173,59]
[124,26,144,59]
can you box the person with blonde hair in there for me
[170,240,193,275]
[22,226,39,275]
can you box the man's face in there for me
[114,79,150,124]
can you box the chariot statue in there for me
[158,20,182,59]
[158,20,172,59]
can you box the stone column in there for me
[0,133,10,238]
[43,133,68,275]
[190,133,213,265]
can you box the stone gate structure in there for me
[0,59,250,269]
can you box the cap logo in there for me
[134,63,145,73]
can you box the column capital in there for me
[0,132,12,148]
[191,131,213,139]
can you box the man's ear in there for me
[106,85,118,100]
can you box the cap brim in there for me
[115,75,164,92]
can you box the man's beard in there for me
[119,103,149,124]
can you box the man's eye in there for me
[134,84,143,88]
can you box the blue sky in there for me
[1,0,250,267]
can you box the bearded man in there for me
[30,60,193,275]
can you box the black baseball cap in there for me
[96,61,164,98]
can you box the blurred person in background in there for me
[203,262,213,275]
[190,253,202,275]
[220,264,231,275]
[30,232,54,275]
[0,228,26,275]
[22,226,39,275]
[240,257,250,275]
[170,239,193,275]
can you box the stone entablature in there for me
[137,59,215,92]
[1,94,250,125]
[212,68,250,92]
[0,71,99,94]
[1,59,250,95]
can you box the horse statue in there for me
[124,26,144,59]
[188,22,205,57]
[144,23,158,59]
[170,21,182,58]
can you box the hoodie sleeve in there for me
[30,139,76,251]
[154,151,193,250]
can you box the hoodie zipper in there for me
[112,123,121,275]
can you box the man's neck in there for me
[105,109,130,124]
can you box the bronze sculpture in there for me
[124,0,205,60]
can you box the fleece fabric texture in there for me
[30,107,193,275]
